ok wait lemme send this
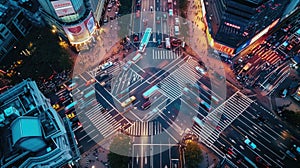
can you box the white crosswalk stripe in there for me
[88,63,121,78]
[85,104,120,138]
[192,91,254,144]
[125,121,161,136]
[158,63,200,100]
[152,50,180,60]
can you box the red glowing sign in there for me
[213,42,234,56]
[224,22,240,29]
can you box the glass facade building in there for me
[202,0,292,57]
[37,0,98,51]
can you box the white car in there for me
[195,66,207,75]
[175,17,180,25]
[101,61,113,70]
[123,61,132,71]
[169,9,173,16]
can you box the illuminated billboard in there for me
[84,12,96,34]
[235,39,251,54]
[200,0,207,26]
[63,22,90,44]
[51,0,75,17]
[250,18,280,45]
[63,12,96,44]
[213,42,234,56]
[206,29,214,47]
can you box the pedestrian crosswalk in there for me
[158,62,201,100]
[85,104,121,138]
[88,62,121,77]
[125,121,162,136]
[192,91,254,146]
[152,50,180,60]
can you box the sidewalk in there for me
[79,137,114,168]
[198,143,220,168]
[73,24,124,75]
[79,145,109,168]
[186,0,256,97]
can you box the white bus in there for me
[165,38,171,49]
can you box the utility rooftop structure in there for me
[0,79,80,168]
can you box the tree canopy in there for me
[0,27,73,85]
[107,134,131,168]
[184,141,203,168]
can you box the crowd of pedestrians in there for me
[80,145,110,168]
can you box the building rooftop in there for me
[0,79,80,168]
[206,0,290,48]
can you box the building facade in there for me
[201,0,292,57]
[37,0,98,51]
[0,2,33,60]
[0,79,80,168]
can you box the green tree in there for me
[108,134,131,168]
[118,0,132,15]
[1,27,73,84]
[184,141,203,168]
[282,109,300,129]
[179,0,189,18]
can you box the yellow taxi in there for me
[66,112,76,119]
[52,104,60,110]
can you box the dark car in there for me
[133,33,139,41]
[157,39,161,45]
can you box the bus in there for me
[121,96,136,107]
[132,53,142,63]
[165,38,171,49]
[193,116,205,127]
[142,85,160,99]
[84,90,95,99]
[200,100,211,111]
[139,28,152,52]
[65,101,78,113]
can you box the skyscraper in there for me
[0,79,80,168]
[37,0,98,51]
[201,0,292,57]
